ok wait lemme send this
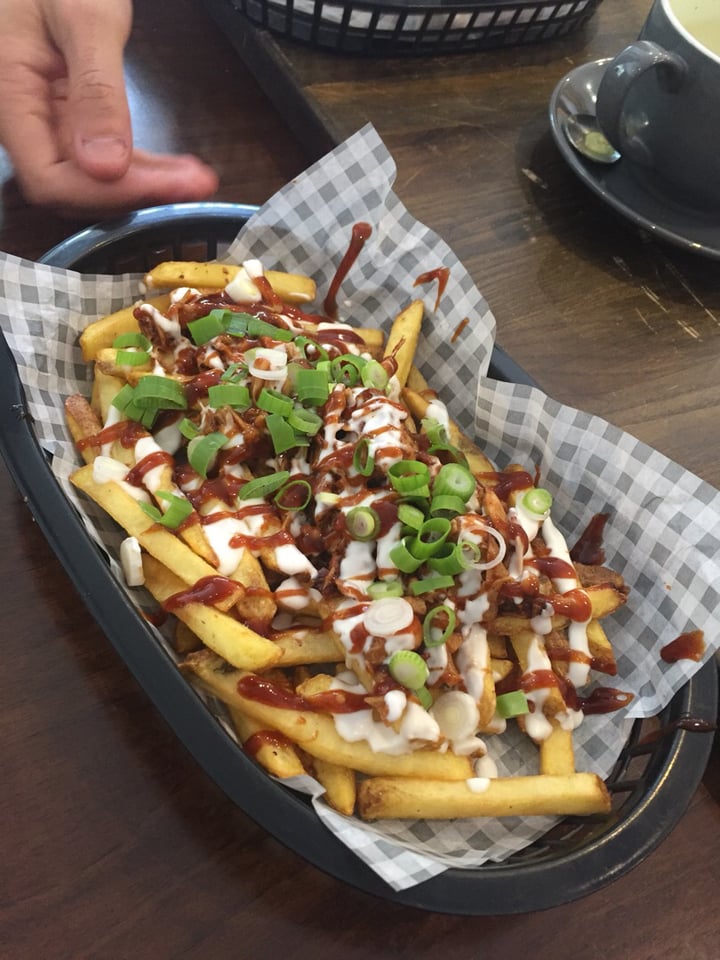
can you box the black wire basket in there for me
[202,0,604,55]
[1,201,715,915]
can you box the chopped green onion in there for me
[330,354,366,386]
[294,336,329,364]
[223,312,253,337]
[352,438,375,477]
[423,604,456,647]
[187,309,230,345]
[410,574,455,596]
[421,418,450,447]
[346,506,380,541]
[247,317,294,341]
[139,492,193,529]
[208,382,251,409]
[429,494,466,517]
[495,690,530,719]
[409,517,452,559]
[389,537,424,573]
[521,487,553,518]
[113,332,151,351]
[275,478,312,511]
[367,580,404,599]
[133,375,187,410]
[388,650,429,690]
[179,418,201,440]
[428,540,478,575]
[295,367,329,405]
[287,406,323,435]
[238,470,290,500]
[398,503,425,531]
[361,359,389,390]
[388,460,430,495]
[432,462,476,502]
[116,348,150,366]
[187,431,227,477]
[221,362,248,382]
[266,412,300,454]
[111,383,137,414]
[413,685,433,710]
[257,387,293,416]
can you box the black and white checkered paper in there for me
[1,125,718,891]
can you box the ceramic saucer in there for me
[548,59,720,260]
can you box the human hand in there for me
[0,0,219,215]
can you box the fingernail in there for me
[79,136,128,163]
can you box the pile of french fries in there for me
[64,253,632,822]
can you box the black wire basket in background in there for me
[202,0,604,55]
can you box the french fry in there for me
[65,395,103,464]
[539,726,576,776]
[272,628,344,666]
[358,773,611,821]
[402,385,495,475]
[310,757,357,816]
[184,652,473,781]
[79,294,171,361]
[229,707,306,779]
[143,262,316,305]
[142,555,280,671]
[383,299,423,388]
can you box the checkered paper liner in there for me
[1,124,719,892]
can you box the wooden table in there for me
[1,0,718,957]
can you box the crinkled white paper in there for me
[1,125,718,891]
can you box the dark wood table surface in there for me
[1,0,718,957]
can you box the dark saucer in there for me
[549,59,720,260]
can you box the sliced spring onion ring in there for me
[275,478,312,511]
[388,650,429,690]
[294,336,329,364]
[223,312,253,337]
[422,604,456,647]
[187,309,229,345]
[179,418,201,440]
[430,691,480,739]
[112,331,152,351]
[427,541,476,576]
[367,580,404,600]
[238,470,290,500]
[220,361,247,382]
[330,354,366,386]
[520,487,553,519]
[432,462,476,502]
[352,438,375,477]
[257,387,293,416]
[469,522,507,571]
[409,517,451,559]
[295,367,329,405]
[388,460,430,495]
[410,574,455,596]
[429,494,466,517]
[187,431,227,477]
[495,690,530,719]
[360,359,389,390]
[208,382,251,409]
[364,596,415,636]
[266,412,301,454]
[413,685,433,710]
[247,316,294,341]
[133,375,187,410]
[287,406,323,435]
[389,537,424,573]
[346,506,380,541]
[115,348,150,367]
[398,503,425,531]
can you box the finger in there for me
[45,0,133,181]
[16,149,219,216]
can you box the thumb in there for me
[52,3,133,181]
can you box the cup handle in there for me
[596,41,687,154]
